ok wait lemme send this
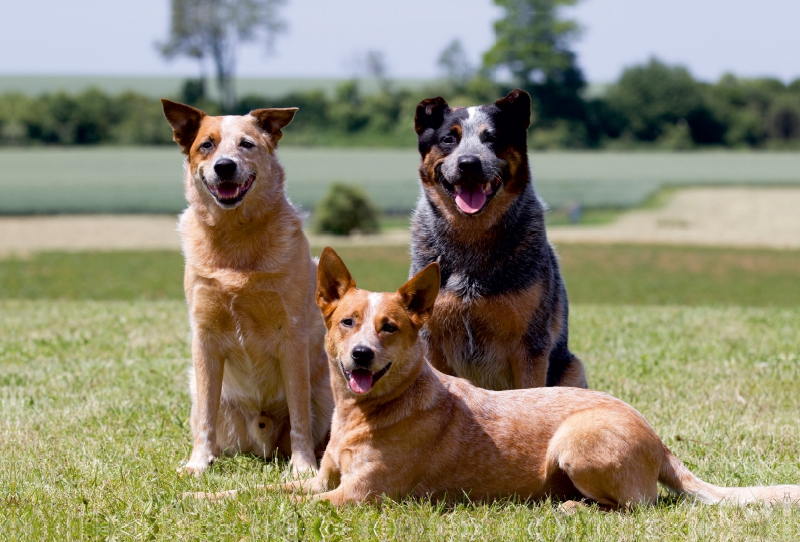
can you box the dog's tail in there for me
[658,446,800,506]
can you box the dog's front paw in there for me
[289,452,318,477]
[178,450,218,476]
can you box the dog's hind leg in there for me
[214,399,251,454]
[546,407,662,509]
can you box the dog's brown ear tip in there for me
[424,262,441,283]
[319,246,339,264]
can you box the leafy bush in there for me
[313,183,380,236]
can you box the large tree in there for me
[158,0,287,112]
[483,0,586,123]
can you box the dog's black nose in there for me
[351,345,374,366]
[214,159,237,179]
[457,155,482,175]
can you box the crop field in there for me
[2,148,800,214]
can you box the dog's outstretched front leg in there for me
[281,333,318,475]
[180,336,224,476]
[185,473,332,502]
[303,485,382,506]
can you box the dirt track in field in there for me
[1,187,799,254]
[547,187,800,250]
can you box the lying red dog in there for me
[193,248,800,508]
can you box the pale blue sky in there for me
[2,0,799,82]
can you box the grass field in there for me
[2,301,799,540]
[2,245,799,539]
[3,245,800,307]
[2,148,800,214]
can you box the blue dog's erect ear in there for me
[414,96,450,135]
[495,89,531,130]
[161,99,207,154]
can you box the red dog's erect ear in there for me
[316,247,357,324]
[250,108,298,145]
[397,263,440,328]
[495,88,532,130]
[161,99,207,154]
[414,96,450,135]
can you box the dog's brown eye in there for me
[482,132,497,144]
[240,140,254,149]
[200,141,213,150]
[381,322,397,333]
[341,318,354,328]
[441,135,456,145]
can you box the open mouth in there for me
[204,173,256,206]
[340,360,392,395]
[439,171,502,215]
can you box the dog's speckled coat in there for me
[411,89,586,390]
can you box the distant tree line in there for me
[2,63,799,149]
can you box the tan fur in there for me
[239,248,796,507]
[162,100,332,476]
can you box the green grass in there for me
[2,245,799,538]
[558,244,800,307]
[0,247,410,301]
[3,245,800,308]
[2,148,799,214]
[0,251,186,300]
[2,301,799,540]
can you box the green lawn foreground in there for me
[2,301,799,540]
[2,245,800,539]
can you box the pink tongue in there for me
[217,182,239,198]
[349,369,373,394]
[455,188,487,214]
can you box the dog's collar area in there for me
[340,360,393,395]
[203,173,256,207]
